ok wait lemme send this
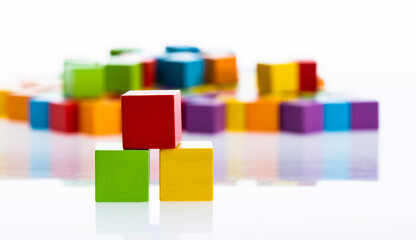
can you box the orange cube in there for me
[6,93,32,121]
[204,53,238,85]
[78,99,121,135]
[246,98,280,132]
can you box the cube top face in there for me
[160,141,213,201]
[351,101,379,130]
[121,90,182,149]
[177,141,213,149]
[95,142,149,202]
[280,100,321,108]
[166,46,200,53]
[163,52,202,63]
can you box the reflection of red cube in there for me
[142,59,157,87]
[121,90,182,149]
[298,60,317,92]
[50,101,78,132]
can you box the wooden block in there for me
[257,62,299,94]
[29,97,50,129]
[50,100,79,132]
[323,101,351,131]
[246,98,279,132]
[204,53,238,85]
[158,53,204,88]
[351,101,378,130]
[6,93,32,121]
[280,100,323,133]
[166,46,200,53]
[63,61,105,99]
[185,98,225,133]
[79,99,121,135]
[142,58,157,87]
[219,97,245,131]
[105,61,142,93]
[160,141,213,201]
[298,60,317,92]
[0,90,10,117]
[95,142,149,202]
[121,90,182,149]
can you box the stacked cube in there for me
[95,90,214,202]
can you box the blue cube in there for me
[158,53,204,88]
[323,102,351,131]
[29,98,50,129]
[166,46,200,53]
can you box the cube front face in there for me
[280,102,323,133]
[160,60,204,88]
[0,90,9,117]
[225,100,246,131]
[64,67,105,99]
[95,144,149,202]
[205,57,238,84]
[29,100,49,129]
[299,61,317,92]
[142,59,156,87]
[6,95,30,121]
[351,101,379,130]
[246,100,279,132]
[186,102,225,133]
[50,102,78,132]
[271,63,299,92]
[160,141,213,201]
[324,103,351,131]
[105,63,141,93]
[121,90,182,149]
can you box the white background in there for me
[0,0,416,239]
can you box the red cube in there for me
[121,90,182,149]
[299,60,317,92]
[142,59,157,87]
[50,100,78,132]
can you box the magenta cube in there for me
[351,101,379,130]
[185,98,225,133]
[280,101,324,133]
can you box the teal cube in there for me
[63,61,105,99]
[105,61,142,93]
[95,142,149,202]
[323,102,351,131]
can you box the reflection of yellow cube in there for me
[257,62,299,94]
[160,141,213,201]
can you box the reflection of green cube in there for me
[63,61,105,98]
[105,62,142,93]
[95,142,149,202]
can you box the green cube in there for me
[95,142,149,202]
[63,61,105,99]
[105,61,142,93]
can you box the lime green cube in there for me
[105,61,142,93]
[95,142,149,202]
[110,48,141,56]
[63,61,105,99]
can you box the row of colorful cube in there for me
[182,96,379,133]
[96,90,214,202]
[0,91,121,135]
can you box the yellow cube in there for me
[257,62,299,94]
[0,90,9,117]
[225,98,246,131]
[160,141,213,201]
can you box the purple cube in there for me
[186,98,225,133]
[351,101,379,130]
[280,101,324,133]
